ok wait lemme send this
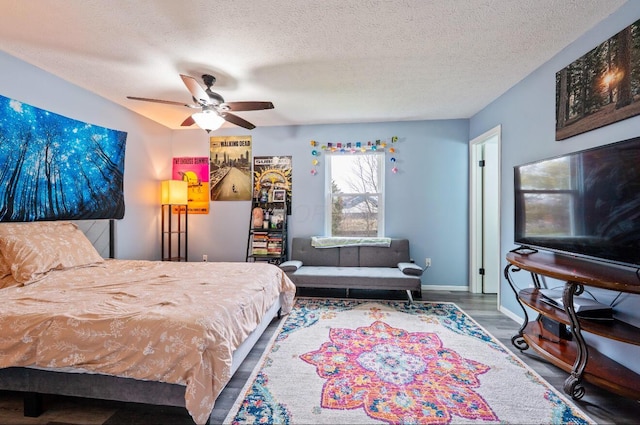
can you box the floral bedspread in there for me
[0,259,296,424]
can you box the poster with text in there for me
[172,157,210,214]
[253,156,292,215]
[209,136,252,201]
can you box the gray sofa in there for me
[280,237,423,302]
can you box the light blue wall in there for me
[3,0,636,302]
[0,50,174,260]
[0,48,470,288]
[470,2,640,372]
[172,119,470,287]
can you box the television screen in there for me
[514,136,640,268]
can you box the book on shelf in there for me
[251,241,268,255]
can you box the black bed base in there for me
[0,367,188,418]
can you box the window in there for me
[325,152,385,236]
[517,156,580,237]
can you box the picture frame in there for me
[272,189,286,202]
[555,19,640,140]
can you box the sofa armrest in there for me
[398,262,423,276]
[279,260,303,272]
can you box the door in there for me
[469,126,501,295]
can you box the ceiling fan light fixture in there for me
[192,111,225,131]
[127,74,272,130]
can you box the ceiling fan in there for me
[127,74,274,131]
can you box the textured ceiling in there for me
[0,0,626,130]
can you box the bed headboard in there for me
[76,220,115,259]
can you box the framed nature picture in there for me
[556,19,640,140]
[273,189,286,202]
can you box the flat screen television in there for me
[514,136,640,268]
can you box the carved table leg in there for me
[504,264,530,351]
[562,282,588,399]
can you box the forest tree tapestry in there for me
[556,19,640,140]
[0,95,127,221]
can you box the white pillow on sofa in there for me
[279,260,303,272]
[398,262,423,276]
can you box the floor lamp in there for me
[161,180,188,261]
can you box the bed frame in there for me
[0,220,283,424]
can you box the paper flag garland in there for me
[308,136,400,175]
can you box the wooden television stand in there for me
[504,249,640,400]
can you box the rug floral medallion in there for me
[224,298,594,425]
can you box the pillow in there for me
[398,262,423,276]
[0,221,78,278]
[0,220,78,236]
[0,224,104,284]
[279,260,303,272]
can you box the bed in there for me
[0,220,296,424]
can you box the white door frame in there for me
[469,125,501,300]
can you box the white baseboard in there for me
[421,284,469,292]
[498,305,522,323]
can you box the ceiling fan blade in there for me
[220,112,256,130]
[126,96,196,108]
[225,101,274,111]
[180,74,210,105]
[181,116,195,127]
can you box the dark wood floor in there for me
[1,289,638,424]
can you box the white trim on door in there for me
[469,125,501,301]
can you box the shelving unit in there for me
[505,250,640,400]
[246,198,287,265]
[161,204,188,262]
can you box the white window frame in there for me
[324,151,385,237]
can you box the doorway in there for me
[469,125,501,297]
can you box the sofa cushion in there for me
[398,262,423,276]
[291,238,340,266]
[289,266,421,290]
[339,246,359,267]
[359,239,410,267]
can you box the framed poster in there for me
[172,157,210,214]
[209,136,252,201]
[253,156,292,215]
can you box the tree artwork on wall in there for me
[556,19,640,141]
[0,94,127,222]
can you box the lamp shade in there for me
[161,180,188,205]
[192,111,225,131]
